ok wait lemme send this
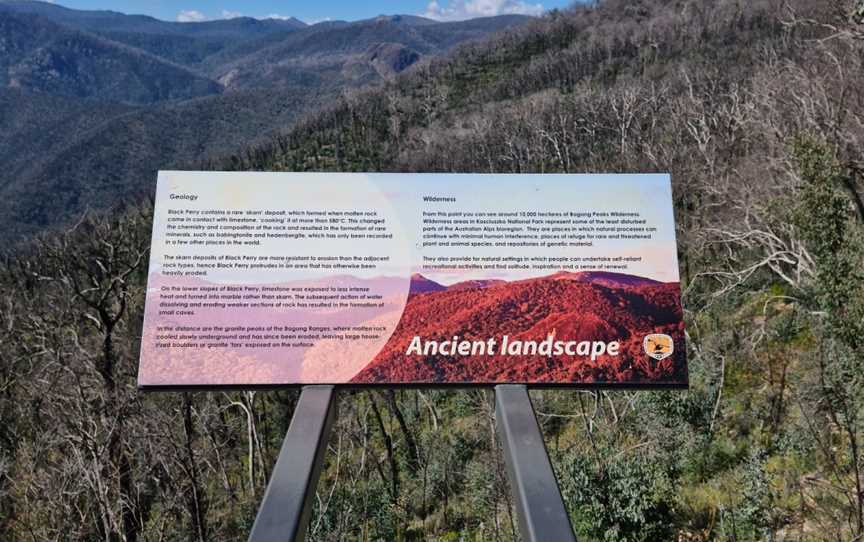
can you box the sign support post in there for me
[247,385,577,542]
[495,384,577,542]
[249,385,338,542]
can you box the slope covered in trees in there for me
[2,0,864,540]
[0,9,222,103]
[0,3,531,241]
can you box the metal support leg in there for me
[249,385,338,542]
[495,385,577,542]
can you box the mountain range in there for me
[0,0,532,241]
[408,271,665,293]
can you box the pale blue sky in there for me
[55,0,574,23]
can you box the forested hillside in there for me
[0,9,223,103]
[0,2,529,240]
[2,0,864,540]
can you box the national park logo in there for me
[643,333,674,361]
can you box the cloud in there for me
[262,13,295,20]
[302,16,332,25]
[422,0,544,21]
[174,8,305,24]
[176,9,208,22]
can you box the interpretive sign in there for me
[138,172,686,388]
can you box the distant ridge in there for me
[409,273,447,294]
[0,1,307,35]
[0,9,222,103]
[0,2,532,241]
[545,270,665,288]
[447,278,507,291]
[409,270,668,295]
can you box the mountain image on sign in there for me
[351,271,686,385]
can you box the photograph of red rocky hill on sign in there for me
[354,270,686,385]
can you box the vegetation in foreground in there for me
[2,0,864,539]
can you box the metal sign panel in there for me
[138,172,686,388]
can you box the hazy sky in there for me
[55,0,573,23]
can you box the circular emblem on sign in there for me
[643,333,673,360]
